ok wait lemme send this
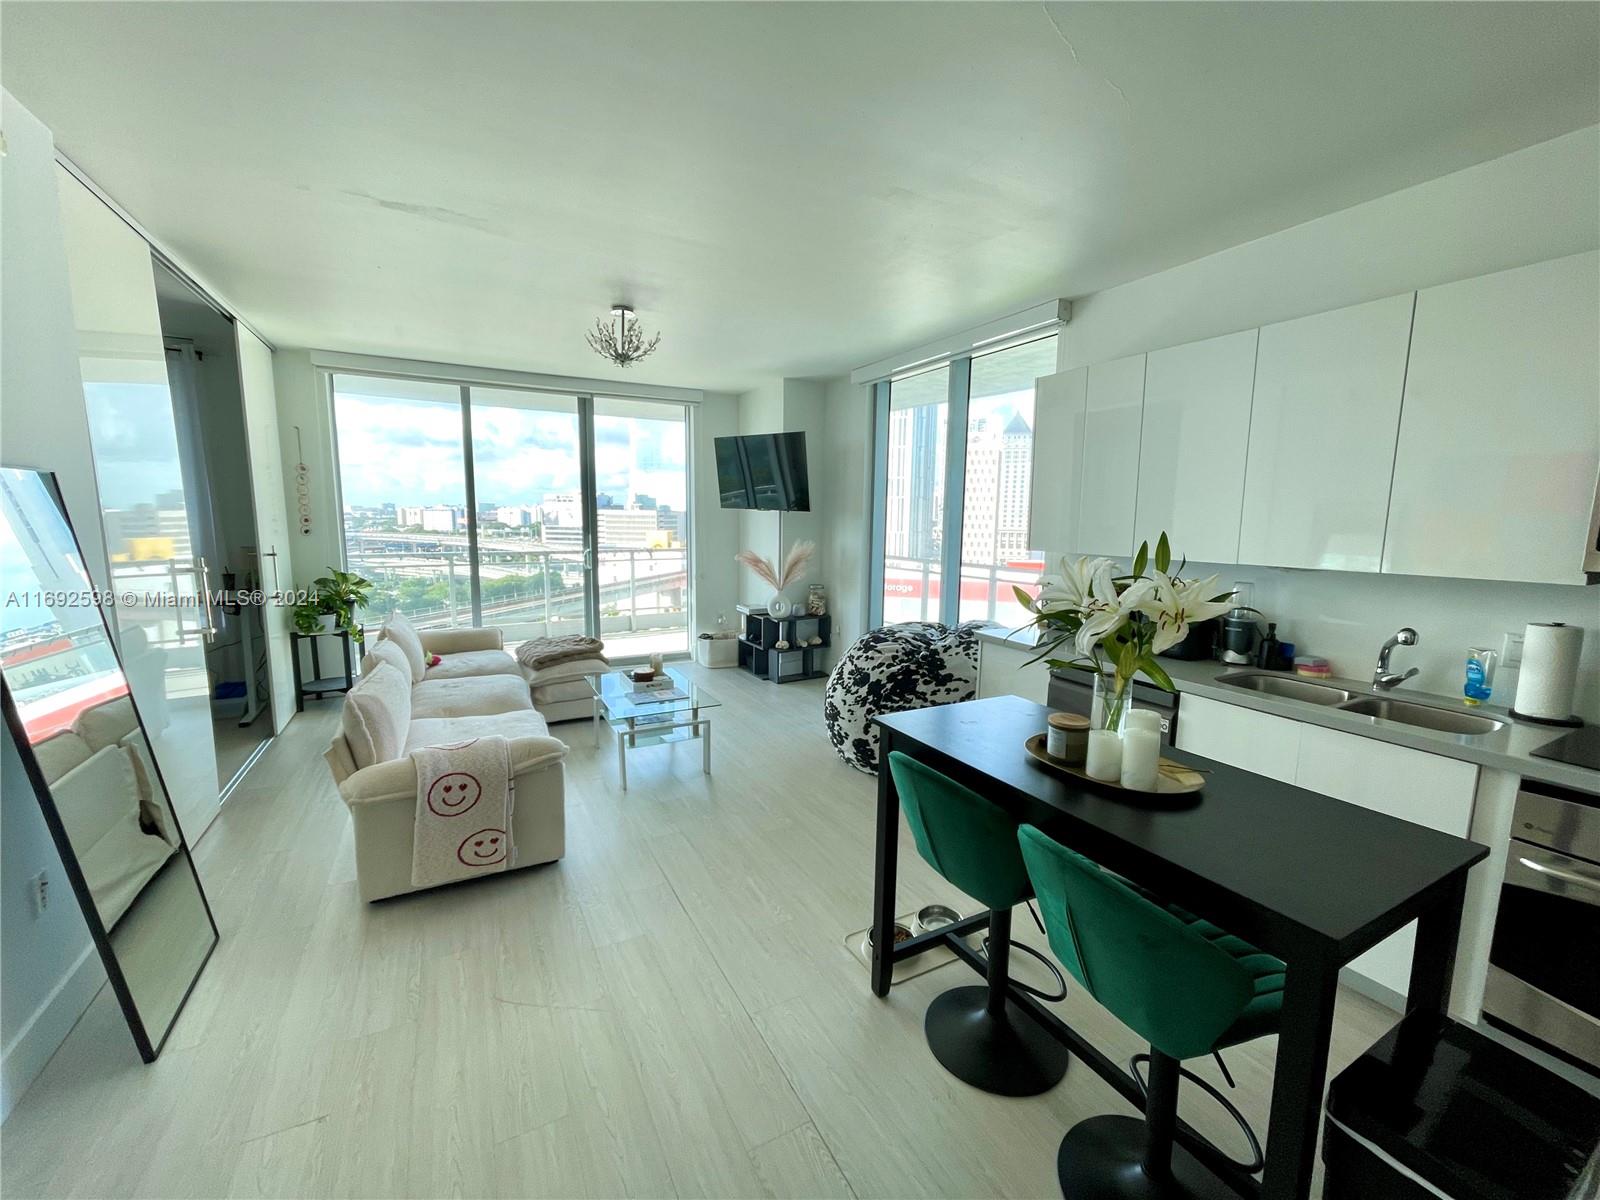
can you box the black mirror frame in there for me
[0,467,219,1063]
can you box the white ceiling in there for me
[5,2,1596,392]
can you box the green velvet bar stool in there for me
[1017,825,1286,1199]
[887,752,1069,1097]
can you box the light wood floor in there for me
[1,664,1393,1199]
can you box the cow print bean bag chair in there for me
[824,621,986,774]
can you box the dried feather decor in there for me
[735,540,815,589]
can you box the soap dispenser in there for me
[1255,622,1284,671]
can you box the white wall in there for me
[0,89,114,1121]
[1190,562,1600,723]
[271,349,341,590]
[819,378,874,662]
[689,392,741,636]
[733,378,830,609]
[1041,125,1600,721]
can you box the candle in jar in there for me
[1085,729,1123,781]
[1120,727,1161,791]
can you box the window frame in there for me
[868,332,1057,630]
[322,365,695,659]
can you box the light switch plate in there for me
[1501,631,1525,669]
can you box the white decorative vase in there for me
[769,594,793,618]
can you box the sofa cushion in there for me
[403,709,551,754]
[521,656,609,689]
[342,662,413,769]
[51,744,140,852]
[75,695,138,751]
[379,610,426,682]
[361,637,411,682]
[32,731,94,784]
[532,678,597,706]
[411,674,532,719]
[423,649,521,681]
[336,733,566,805]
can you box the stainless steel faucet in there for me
[1373,627,1420,690]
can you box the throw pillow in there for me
[379,610,426,682]
[342,661,414,769]
[361,637,411,681]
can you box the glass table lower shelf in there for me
[585,668,720,791]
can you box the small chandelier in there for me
[586,304,661,368]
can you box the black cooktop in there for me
[1529,724,1600,771]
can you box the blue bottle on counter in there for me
[1463,647,1497,705]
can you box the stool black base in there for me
[1055,1116,1238,1200]
[924,985,1070,1097]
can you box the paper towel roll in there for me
[1513,622,1585,721]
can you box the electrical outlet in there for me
[1501,631,1525,670]
[30,871,48,917]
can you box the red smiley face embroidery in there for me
[456,828,507,868]
[427,772,482,817]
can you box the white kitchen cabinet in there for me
[1136,329,1259,564]
[1292,724,1478,1000]
[1174,694,1482,1004]
[1075,354,1145,558]
[976,637,1050,704]
[1382,250,1600,584]
[1239,294,1415,572]
[1173,694,1301,784]
[1027,367,1087,558]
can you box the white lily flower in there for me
[1071,560,1147,659]
[1034,555,1113,614]
[1136,571,1235,655]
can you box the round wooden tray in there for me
[1023,734,1205,796]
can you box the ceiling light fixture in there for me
[586,304,661,368]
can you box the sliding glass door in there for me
[467,387,589,643]
[593,398,689,657]
[871,335,1056,630]
[879,365,949,624]
[330,374,690,657]
[959,337,1057,626]
[331,376,473,629]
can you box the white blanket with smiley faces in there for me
[410,735,514,888]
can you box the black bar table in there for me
[870,696,1487,1200]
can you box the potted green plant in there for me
[291,568,374,642]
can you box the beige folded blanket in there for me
[516,635,608,671]
[410,735,513,888]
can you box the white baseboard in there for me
[1,943,105,1122]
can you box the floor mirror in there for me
[0,466,218,1061]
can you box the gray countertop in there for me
[977,625,1600,796]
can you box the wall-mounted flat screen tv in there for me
[714,432,810,511]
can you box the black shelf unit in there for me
[736,607,832,684]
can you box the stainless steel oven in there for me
[1483,783,1600,1071]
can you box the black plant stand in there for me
[291,628,360,711]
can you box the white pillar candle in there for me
[1120,727,1162,791]
[1085,729,1123,781]
[1125,708,1161,734]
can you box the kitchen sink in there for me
[1337,697,1507,736]
[1218,672,1358,706]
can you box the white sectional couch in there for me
[323,617,566,901]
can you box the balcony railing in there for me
[344,543,689,654]
[881,555,1042,628]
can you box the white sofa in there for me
[32,695,178,928]
[323,617,567,902]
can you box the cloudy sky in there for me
[333,385,687,513]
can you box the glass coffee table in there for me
[585,666,719,791]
